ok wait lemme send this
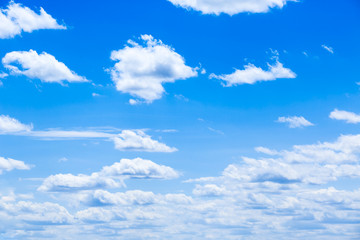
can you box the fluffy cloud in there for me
[277,116,314,128]
[329,109,360,124]
[109,34,197,103]
[0,115,32,133]
[0,156,30,174]
[2,50,87,84]
[168,0,296,15]
[210,61,296,86]
[39,158,179,192]
[0,115,176,152]
[0,1,66,39]
[113,130,177,152]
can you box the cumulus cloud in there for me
[0,156,31,174]
[168,0,297,15]
[0,115,32,133]
[277,116,314,128]
[0,1,66,39]
[109,34,197,103]
[322,44,334,54]
[2,50,87,84]
[329,109,360,124]
[0,115,176,152]
[113,130,177,152]
[210,61,296,86]
[38,158,179,192]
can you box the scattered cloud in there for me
[38,158,179,192]
[329,109,360,124]
[277,116,313,128]
[168,0,297,15]
[0,115,176,152]
[210,61,296,86]
[322,44,334,54]
[0,1,66,39]
[109,34,197,103]
[0,115,33,133]
[2,50,87,84]
[0,156,31,174]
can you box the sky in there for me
[0,0,359,239]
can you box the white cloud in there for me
[193,184,227,196]
[109,34,197,103]
[0,156,30,174]
[210,61,296,86]
[168,0,297,15]
[0,115,33,133]
[329,109,360,124]
[322,44,334,54]
[277,116,313,128]
[2,50,87,84]
[0,115,176,152]
[0,1,66,39]
[113,130,177,152]
[39,158,179,192]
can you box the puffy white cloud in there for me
[329,109,360,124]
[168,0,296,15]
[89,190,157,206]
[322,44,334,54]
[100,158,179,179]
[0,115,32,133]
[277,116,314,128]
[39,158,179,192]
[2,50,87,83]
[0,156,30,174]
[0,1,66,39]
[210,61,296,86]
[113,130,177,152]
[193,184,227,196]
[109,34,197,103]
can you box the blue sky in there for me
[0,0,360,239]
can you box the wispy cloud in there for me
[322,44,334,54]
[330,109,360,123]
[277,116,313,128]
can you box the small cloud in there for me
[174,94,189,102]
[92,93,100,97]
[277,116,314,128]
[329,109,360,124]
[58,157,68,162]
[208,127,224,135]
[321,44,334,54]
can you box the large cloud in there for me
[0,1,65,39]
[210,61,296,86]
[168,0,297,15]
[38,158,179,192]
[109,34,197,103]
[2,50,87,84]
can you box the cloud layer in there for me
[110,35,197,103]
[0,1,65,39]
[168,0,296,15]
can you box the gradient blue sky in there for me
[0,0,359,239]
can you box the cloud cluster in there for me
[38,158,179,192]
[0,1,65,39]
[210,61,296,86]
[2,50,87,84]
[168,0,296,15]
[277,116,313,128]
[109,35,197,103]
